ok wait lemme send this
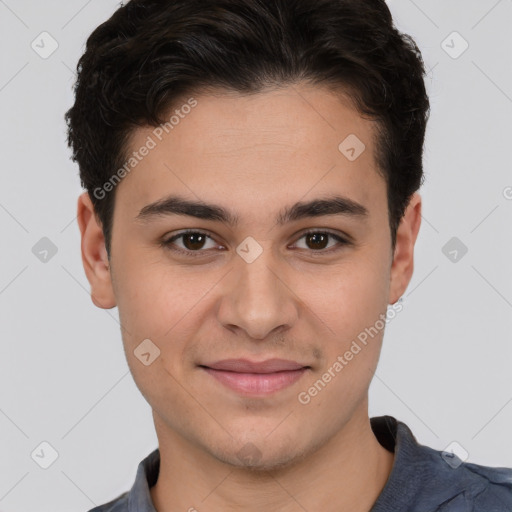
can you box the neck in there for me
[150,406,395,512]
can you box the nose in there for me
[216,245,299,340]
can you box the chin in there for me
[206,432,309,473]
[215,448,303,473]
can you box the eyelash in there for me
[161,229,351,258]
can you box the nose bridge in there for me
[218,239,298,339]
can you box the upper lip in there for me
[202,358,308,373]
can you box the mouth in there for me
[198,358,311,396]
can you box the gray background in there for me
[1,0,511,510]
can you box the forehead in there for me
[115,84,385,219]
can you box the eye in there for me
[291,230,350,253]
[162,229,350,257]
[161,230,221,257]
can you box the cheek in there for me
[305,252,390,342]
[297,260,389,412]
[299,254,390,405]
[112,254,227,386]
[112,250,198,336]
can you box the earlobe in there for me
[77,191,117,309]
[388,193,422,305]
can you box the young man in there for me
[66,0,512,510]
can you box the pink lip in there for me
[204,358,307,373]
[200,359,310,395]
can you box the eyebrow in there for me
[135,194,369,226]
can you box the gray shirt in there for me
[88,416,512,511]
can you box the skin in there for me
[78,83,421,512]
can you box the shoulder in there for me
[371,416,512,511]
[407,436,512,510]
[86,491,129,512]
[457,461,512,510]
[83,447,160,512]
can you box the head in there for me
[69,0,428,471]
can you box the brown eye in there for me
[305,232,329,250]
[293,230,349,253]
[162,230,219,257]
[162,229,350,259]
[181,232,208,250]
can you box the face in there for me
[78,83,421,471]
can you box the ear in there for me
[76,191,117,309]
[388,192,422,305]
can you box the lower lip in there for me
[201,367,308,395]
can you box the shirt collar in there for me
[127,446,159,512]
